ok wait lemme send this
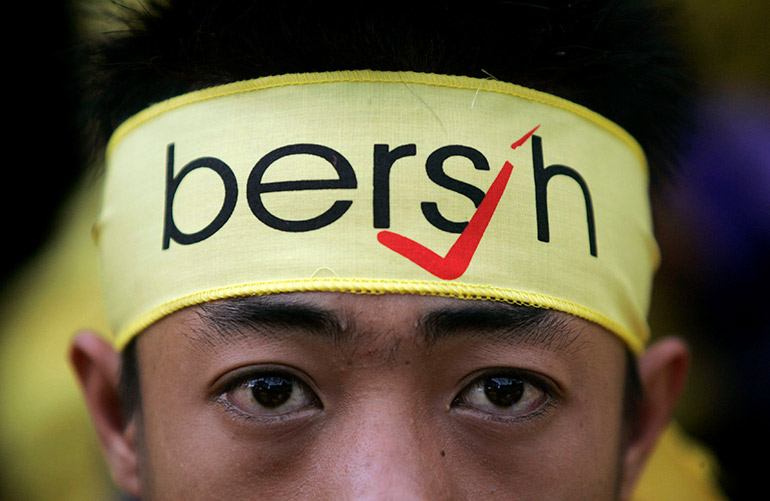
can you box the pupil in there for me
[250,375,293,408]
[484,376,524,407]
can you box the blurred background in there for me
[649,1,770,499]
[0,0,767,499]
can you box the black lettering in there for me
[247,143,357,231]
[373,144,416,228]
[162,143,238,249]
[421,145,490,233]
[532,135,597,256]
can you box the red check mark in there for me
[377,125,540,280]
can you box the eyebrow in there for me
[191,295,584,353]
[192,295,347,347]
[419,303,582,352]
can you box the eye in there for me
[452,371,551,418]
[221,370,320,417]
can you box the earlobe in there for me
[69,332,142,497]
[619,337,690,500]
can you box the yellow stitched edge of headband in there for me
[113,279,643,353]
[106,70,647,171]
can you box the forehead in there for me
[136,292,626,368]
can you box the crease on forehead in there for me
[185,294,590,354]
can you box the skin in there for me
[70,293,689,500]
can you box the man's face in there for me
[129,292,629,499]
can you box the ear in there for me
[619,337,690,500]
[69,332,142,497]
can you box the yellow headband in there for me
[98,70,658,352]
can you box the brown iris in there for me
[248,374,294,408]
[483,376,524,407]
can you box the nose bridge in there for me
[331,394,446,500]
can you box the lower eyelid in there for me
[452,398,557,426]
[216,395,319,425]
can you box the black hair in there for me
[81,0,693,187]
[118,336,141,425]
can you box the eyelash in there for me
[450,369,558,423]
[214,367,322,423]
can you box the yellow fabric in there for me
[100,70,658,352]
[0,180,113,500]
[634,423,728,500]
